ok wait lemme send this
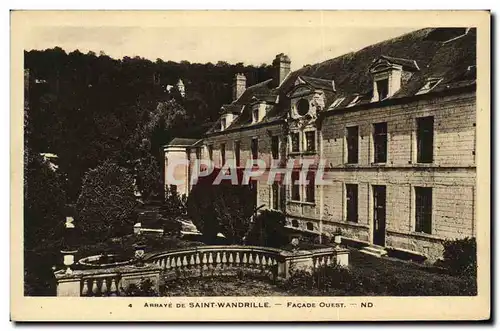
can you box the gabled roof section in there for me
[299,76,336,92]
[377,55,420,72]
[220,103,243,115]
[166,137,199,147]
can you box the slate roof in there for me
[166,137,200,147]
[206,27,476,135]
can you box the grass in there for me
[160,248,477,297]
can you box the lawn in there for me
[160,248,477,297]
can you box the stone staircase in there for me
[359,245,388,258]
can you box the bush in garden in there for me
[441,237,477,276]
[124,278,158,297]
[246,210,288,248]
[187,169,254,244]
[76,160,137,241]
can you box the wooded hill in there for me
[24,47,274,201]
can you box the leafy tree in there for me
[76,160,137,241]
[23,147,67,295]
[24,148,67,250]
[246,210,288,248]
[186,170,255,244]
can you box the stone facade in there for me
[163,28,477,261]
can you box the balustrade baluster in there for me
[228,252,234,265]
[242,252,247,265]
[202,253,208,270]
[195,253,201,265]
[81,279,89,296]
[92,279,99,296]
[166,257,171,269]
[176,256,182,269]
[189,254,195,267]
[215,252,221,269]
[222,251,227,265]
[248,253,254,265]
[255,254,260,266]
[101,278,108,295]
[182,255,188,268]
[110,278,117,296]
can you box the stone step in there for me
[359,245,388,257]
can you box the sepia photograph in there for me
[10,10,490,321]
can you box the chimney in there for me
[272,53,291,87]
[232,73,246,101]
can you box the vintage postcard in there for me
[11,10,490,321]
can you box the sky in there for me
[19,11,426,69]
[25,25,420,69]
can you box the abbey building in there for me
[163,28,477,260]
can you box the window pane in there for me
[306,171,315,202]
[234,141,240,167]
[373,122,387,163]
[291,132,300,152]
[271,136,279,159]
[417,116,434,163]
[291,171,300,201]
[346,184,358,222]
[272,183,279,210]
[305,131,316,152]
[415,187,432,234]
[377,78,389,100]
[220,143,226,165]
[347,126,359,164]
[251,138,258,159]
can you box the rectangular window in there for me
[234,141,241,167]
[291,132,300,153]
[272,182,280,210]
[220,118,226,131]
[417,116,434,163]
[252,108,259,123]
[271,135,280,159]
[376,78,389,100]
[305,171,315,203]
[291,171,300,201]
[346,184,358,222]
[373,122,388,163]
[415,187,432,234]
[251,138,258,160]
[220,143,226,165]
[208,145,213,161]
[305,131,316,152]
[346,126,359,164]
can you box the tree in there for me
[24,147,67,296]
[186,170,255,244]
[76,160,137,241]
[24,148,67,250]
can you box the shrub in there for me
[124,278,158,297]
[76,160,137,241]
[441,237,477,276]
[246,210,288,248]
[187,170,255,244]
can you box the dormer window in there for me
[251,102,266,124]
[346,95,360,108]
[376,78,389,100]
[328,97,345,110]
[220,118,227,131]
[416,78,442,95]
[369,55,419,102]
[252,108,259,123]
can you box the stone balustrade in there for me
[54,245,349,296]
[54,263,162,297]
